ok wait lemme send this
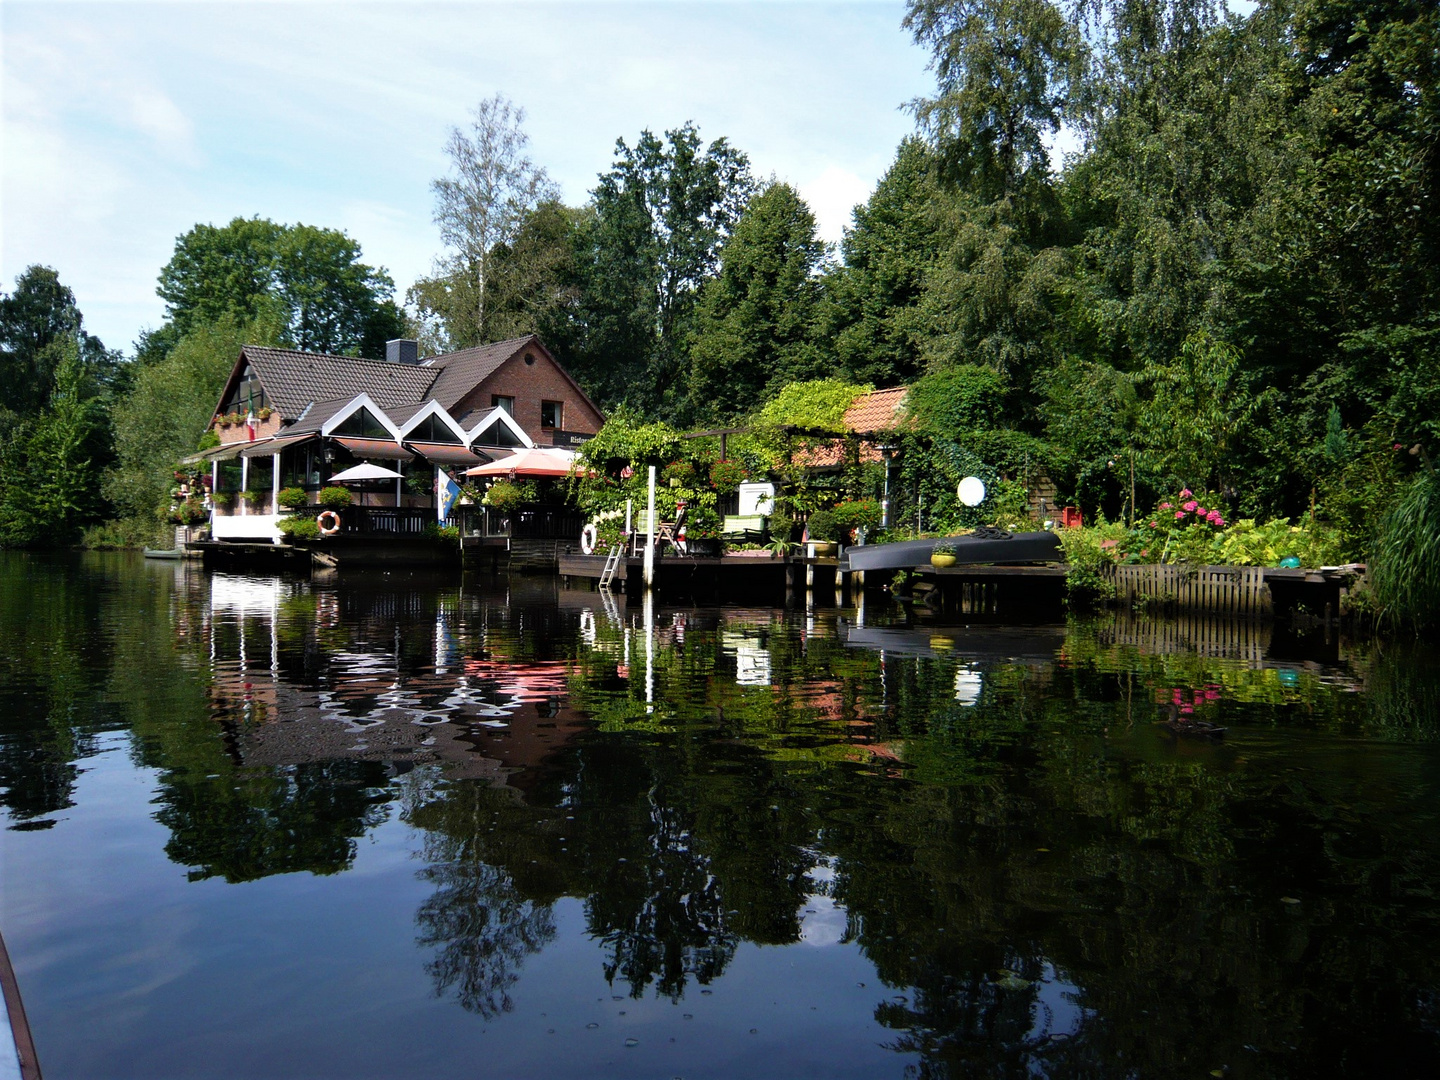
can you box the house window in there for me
[221,363,268,416]
[541,400,563,429]
[492,395,514,415]
[332,407,390,439]
[407,415,460,444]
[475,419,523,448]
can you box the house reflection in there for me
[197,573,593,790]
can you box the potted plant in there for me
[171,498,208,525]
[317,486,354,508]
[806,509,839,557]
[931,541,958,568]
[276,487,309,511]
[682,503,723,556]
[210,491,234,511]
[482,480,525,514]
[277,516,321,541]
[709,459,748,492]
[241,488,268,511]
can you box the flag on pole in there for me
[436,468,461,522]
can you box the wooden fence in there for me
[1099,611,1272,663]
[1108,563,1271,617]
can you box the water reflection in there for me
[3,553,1440,1078]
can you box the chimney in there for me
[386,339,419,365]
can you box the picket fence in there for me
[1099,611,1272,663]
[1108,563,1271,617]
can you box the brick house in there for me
[194,335,604,541]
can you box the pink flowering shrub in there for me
[1117,487,1230,563]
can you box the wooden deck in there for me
[557,553,823,579]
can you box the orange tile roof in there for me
[842,387,908,434]
[798,387,909,468]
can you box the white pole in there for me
[644,466,656,589]
[271,452,282,543]
[625,498,632,537]
[644,587,654,713]
[240,455,249,515]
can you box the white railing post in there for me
[644,467,656,589]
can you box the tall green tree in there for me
[104,314,282,526]
[573,123,757,413]
[901,1,1083,401]
[0,337,111,546]
[821,139,948,387]
[413,94,559,351]
[157,217,404,357]
[1,266,119,430]
[685,184,827,423]
[904,0,1083,200]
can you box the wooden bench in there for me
[722,514,767,542]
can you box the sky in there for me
[1,0,934,355]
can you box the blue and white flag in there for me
[436,469,461,522]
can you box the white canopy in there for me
[329,463,405,482]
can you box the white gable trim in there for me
[398,400,469,444]
[320,393,405,441]
[466,407,535,449]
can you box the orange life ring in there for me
[316,510,341,536]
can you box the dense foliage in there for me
[6,0,1435,623]
[158,217,404,357]
[412,0,1435,571]
[0,269,120,546]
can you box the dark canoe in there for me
[838,531,1062,573]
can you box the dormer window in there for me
[407,414,461,444]
[332,407,390,439]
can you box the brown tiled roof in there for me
[420,336,536,410]
[386,402,429,426]
[282,395,356,435]
[843,387,909,434]
[241,346,437,419]
[405,442,489,467]
[797,387,910,469]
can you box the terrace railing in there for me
[339,506,433,536]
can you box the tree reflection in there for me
[155,761,391,882]
[415,856,556,1018]
[10,549,1440,1075]
[406,780,560,1017]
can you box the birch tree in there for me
[428,95,558,346]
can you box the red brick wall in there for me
[214,413,284,444]
[451,350,604,446]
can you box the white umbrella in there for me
[329,463,405,482]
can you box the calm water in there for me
[2,553,1439,1080]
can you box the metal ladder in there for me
[598,545,623,590]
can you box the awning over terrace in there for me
[405,442,489,468]
[180,442,245,464]
[239,433,318,458]
[332,437,413,461]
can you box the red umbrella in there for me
[463,447,582,479]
